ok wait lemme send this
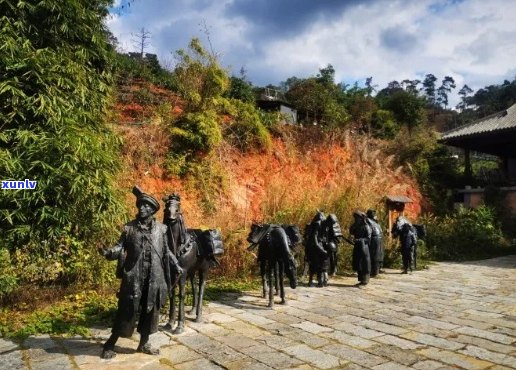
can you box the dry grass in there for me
[113,105,423,277]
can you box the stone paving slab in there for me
[1,255,515,369]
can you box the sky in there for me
[107,0,516,108]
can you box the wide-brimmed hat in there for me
[132,186,160,213]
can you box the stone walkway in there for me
[1,256,515,370]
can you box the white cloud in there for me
[106,0,516,108]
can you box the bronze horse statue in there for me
[247,223,297,308]
[163,194,220,333]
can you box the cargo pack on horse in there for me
[163,194,223,333]
[247,223,297,308]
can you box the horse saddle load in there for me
[413,224,426,240]
[191,229,224,256]
[327,214,343,240]
[282,224,302,248]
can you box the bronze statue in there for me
[304,211,330,287]
[391,215,417,274]
[349,210,372,285]
[162,193,222,333]
[323,213,343,277]
[98,186,183,359]
[247,224,297,307]
[366,209,384,277]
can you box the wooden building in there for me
[256,87,297,124]
[440,103,516,213]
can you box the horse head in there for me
[163,193,181,224]
[285,256,297,289]
[247,223,264,244]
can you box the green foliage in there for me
[114,53,177,90]
[371,109,399,139]
[185,159,228,214]
[168,38,274,178]
[468,77,516,117]
[221,99,272,152]
[285,77,349,127]
[167,38,228,172]
[0,249,18,298]
[421,206,507,260]
[0,0,124,284]
[226,76,255,103]
[345,95,377,133]
[381,90,426,132]
[173,38,230,111]
[169,111,222,158]
[390,128,461,212]
[0,290,117,339]
[10,236,116,286]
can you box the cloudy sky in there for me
[107,0,516,108]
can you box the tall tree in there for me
[382,90,426,134]
[316,64,336,87]
[436,76,456,109]
[402,79,421,95]
[457,84,474,112]
[226,76,254,103]
[131,27,151,58]
[365,77,378,97]
[422,74,438,105]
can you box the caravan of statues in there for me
[99,186,419,358]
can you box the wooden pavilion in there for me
[440,103,516,213]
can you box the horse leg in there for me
[279,262,286,304]
[308,270,314,287]
[165,286,176,330]
[188,273,197,315]
[195,269,206,322]
[274,261,279,295]
[267,263,274,308]
[174,276,186,334]
[260,259,267,298]
[317,271,324,287]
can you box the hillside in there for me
[111,81,423,276]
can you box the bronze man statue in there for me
[366,209,384,277]
[99,186,183,359]
[349,210,372,286]
[304,211,330,287]
[391,216,417,274]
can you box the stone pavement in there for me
[1,256,515,370]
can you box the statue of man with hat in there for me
[366,209,384,277]
[98,186,183,359]
[349,210,372,286]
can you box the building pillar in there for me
[464,148,472,182]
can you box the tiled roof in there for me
[441,103,516,140]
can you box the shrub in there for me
[421,206,505,260]
[371,109,399,139]
[0,249,17,298]
[389,127,461,212]
[222,99,272,152]
[169,111,222,159]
